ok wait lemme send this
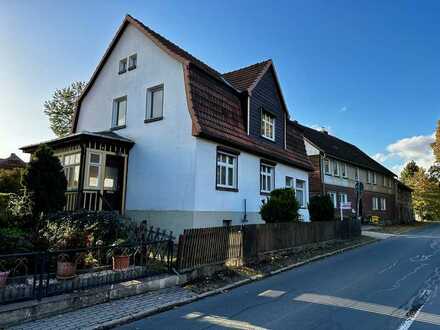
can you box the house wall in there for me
[75,24,197,232]
[192,138,310,227]
[249,69,285,148]
[308,154,322,197]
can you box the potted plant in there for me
[111,238,130,270]
[54,227,85,279]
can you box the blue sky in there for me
[0,0,438,173]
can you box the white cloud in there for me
[373,132,435,175]
[339,106,348,113]
[307,124,333,135]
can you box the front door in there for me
[102,155,125,213]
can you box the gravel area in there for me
[185,236,375,294]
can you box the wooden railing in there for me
[64,190,112,212]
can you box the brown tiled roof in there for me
[222,60,272,92]
[297,123,396,177]
[0,153,26,169]
[71,15,313,171]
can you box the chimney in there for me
[319,127,329,135]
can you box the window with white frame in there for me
[332,160,340,176]
[128,54,137,70]
[355,167,360,181]
[216,152,237,189]
[261,111,275,141]
[260,163,274,193]
[285,176,294,188]
[367,171,372,184]
[372,197,379,210]
[380,197,387,210]
[383,176,387,187]
[341,163,347,178]
[146,85,164,121]
[295,179,306,207]
[324,159,331,175]
[88,153,101,188]
[328,192,337,208]
[118,58,127,74]
[339,193,348,204]
[388,178,393,188]
[62,153,80,190]
[373,172,377,185]
[112,97,127,128]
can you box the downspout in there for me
[246,95,251,135]
[321,152,326,195]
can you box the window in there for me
[380,197,387,211]
[216,152,237,190]
[373,172,377,185]
[128,54,137,70]
[112,97,127,128]
[285,176,294,188]
[324,159,331,175]
[333,160,340,177]
[339,193,348,204]
[88,153,101,188]
[341,163,347,178]
[118,58,127,74]
[367,171,372,184]
[62,153,80,189]
[104,167,118,190]
[388,178,393,188]
[328,192,337,208]
[355,167,360,181]
[295,179,306,207]
[260,163,274,193]
[146,85,164,121]
[372,197,379,210]
[383,176,387,187]
[261,111,275,141]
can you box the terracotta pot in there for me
[56,261,77,280]
[112,255,130,270]
[0,271,9,288]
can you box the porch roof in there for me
[20,131,135,154]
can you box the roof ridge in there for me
[222,59,272,76]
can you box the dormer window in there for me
[128,54,137,70]
[118,58,127,74]
[261,110,275,141]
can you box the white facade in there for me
[75,23,310,236]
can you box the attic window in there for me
[261,111,275,141]
[128,54,137,70]
[119,58,127,74]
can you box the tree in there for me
[44,81,86,137]
[22,145,67,219]
[0,168,23,194]
[308,195,335,221]
[433,120,440,163]
[400,161,419,183]
[260,188,300,223]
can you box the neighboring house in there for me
[21,15,313,235]
[0,153,26,170]
[395,180,415,224]
[298,124,397,223]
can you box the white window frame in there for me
[324,159,331,175]
[328,192,337,209]
[380,197,387,211]
[112,96,127,128]
[128,53,137,70]
[339,193,348,204]
[216,151,238,190]
[145,85,164,121]
[367,171,372,184]
[355,167,360,181]
[372,197,379,210]
[260,163,275,194]
[62,152,81,191]
[118,58,127,74]
[373,172,377,185]
[341,163,348,178]
[85,151,103,189]
[332,160,340,177]
[295,179,306,208]
[383,176,387,187]
[285,176,294,189]
[261,111,275,141]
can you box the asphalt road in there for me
[118,224,440,330]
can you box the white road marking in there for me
[258,290,286,298]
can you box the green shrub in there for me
[308,195,335,221]
[260,188,300,223]
[0,168,23,194]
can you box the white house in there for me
[22,15,313,236]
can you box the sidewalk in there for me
[10,287,196,330]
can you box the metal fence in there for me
[0,239,174,305]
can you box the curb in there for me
[94,237,377,329]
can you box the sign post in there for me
[355,182,364,220]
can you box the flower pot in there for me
[56,261,77,280]
[112,255,130,270]
[0,271,9,288]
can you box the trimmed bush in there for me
[260,188,300,223]
[308,195,335,221]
